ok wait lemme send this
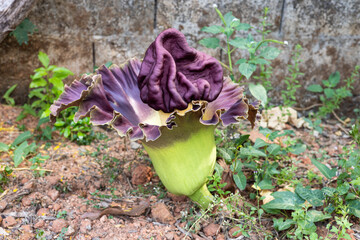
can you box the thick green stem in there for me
[188,183,214,209]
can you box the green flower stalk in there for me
[50,29,259,209]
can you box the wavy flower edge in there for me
[50,59,259,142]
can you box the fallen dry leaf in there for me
[81,199,150,220]
[260,190,274,204]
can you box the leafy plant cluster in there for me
[307,66,360,118]
[200,7,287,107]
[203,121,360,239]
[10,18,37,45]
[11,51,100,145]
[0,131,50,192]
[19,51,73,119]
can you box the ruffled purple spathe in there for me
[50,28,259,143]
[138,28,224,113]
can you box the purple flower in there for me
[50,29,259,209]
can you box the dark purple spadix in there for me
[137,28,223,113]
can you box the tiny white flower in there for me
[232,18,239,22]
[212,3,218,8]
[284,41,289,45]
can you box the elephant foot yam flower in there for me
[50,28,259,209]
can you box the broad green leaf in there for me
[224,12,236,26]
[217,148,234,162]
[10,18,36,45]
[41,108,51,118]
[324,88,335,99]
[239,63,256,79]
[289,144,307,155]
[295,185,324,207]
[336,182,350,195]
[49,77,64,91]
[63,127,71,138]
[262,191,305,211]
[347,200,360,218]
[2,84,17,105]
[54,121,65,127]
[240,146,266,157]
[249,83,267,107]
[257,178,274,190]
[322,187,336,197]
[199,38,220,49]
[214,163,224,176]
[12,131,32,147]
[307,84,323,93]
[29,78,47,88]
[267,144,281,156]
[27,142,38,153]
[235,23,251,31]
[36,117,50,129]
[52,67,74,79]
[235,58,247,65]
[31,69,47,79]
[311,159,336,179]
[253,138,268,149]
[229,38,248,50]
[233,171,247,190]
[259,47,281,60]
[13,141,29,167]
[28,88,45,99]
[273,218,295,231]
[0,143,9,152]
[306,210,331,222]
[38,51,50,68]
[235,134,250,146]
[328,71,340,87]
[345,193,356,200]
[201,25,224,34]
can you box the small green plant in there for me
[54,107,101,145]
[35,229,46,240]
[2,84,17,106]
[0,131,38,168]
[207,172,230,197]
[0,166,13,193]
[200,6,286,107]
[19,51,73,120]
[56,227,68,240]
[56,210,67,219]
[281,44,304,107]
[29,154,49,177]
[10,18,37,45]
[306,66,359,118]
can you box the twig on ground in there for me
[126,176,133,189]
[13,167,53,172]
[292,103,323,111]
[332,110,348,127]
[1,211,56,220]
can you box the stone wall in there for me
[1,0,359,110]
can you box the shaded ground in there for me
[0,103,359,240]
